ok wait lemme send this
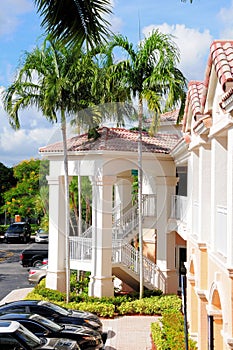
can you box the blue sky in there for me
[0,0,233,167]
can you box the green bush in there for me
[26,282,182,319]
[117,295,182,315]
[151,309,197,350]
[0,225,7,235]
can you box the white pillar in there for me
[114,175,133,221]
[89,175,116,297]
[156,176,178,293]
[46,176,66,292]
[227,128,233,265]
[198,144,211,243]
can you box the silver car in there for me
[28,264,47,284]
[35,229,49,243]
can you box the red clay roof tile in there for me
[39,127,179,155]
[183,40,233,128]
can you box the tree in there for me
[105,30,187,298]
[2,159,41,221]
[33,0,112,47]
[0,163,16,224]
[2,38,99,302]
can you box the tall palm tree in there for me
[105,30,187,298]
[33,0,112,47]
[2,38,100,302]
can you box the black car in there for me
[0,313,103,350]
[0,320,80,349]
[4,222,31,243]
[0,300,102,334]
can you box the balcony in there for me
[171,195,188,223]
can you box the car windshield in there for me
[7,224,24,232]
[31,314,63,332]
[38,301,70,316]
[16,323,42,348]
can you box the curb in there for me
[0,288,33,306]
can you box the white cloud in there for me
[218,1,233,39]
[0,0,32,37]
[142,23,213,82]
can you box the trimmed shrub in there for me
[151,309,197,350]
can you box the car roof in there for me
[0,313,30,320]
[0,320,20,332]
[1,300,39,308]
[10,222,27,225]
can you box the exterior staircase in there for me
[69,194,165,291]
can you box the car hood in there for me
[62,324,101,336]
[69,310,102,325]
[42,337,78,349]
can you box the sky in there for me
[0,0,233,167]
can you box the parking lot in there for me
[0,242,32,300]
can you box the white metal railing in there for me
[112,204,138,240]
[81,226,92,238]
[69,237,164,289]
[112,242,165,289]
[171,195,188,223]
[69,236,92,261]
[216,205,227,257]
[142,194,157,217]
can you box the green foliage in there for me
[0,225,7,235]
[26,279,181,319]
[117,295,181,315]
[1,159,42,220]
[151,309,197,350]
[0,163,16,209]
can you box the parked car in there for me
[35,229,49,243]
[28,265,47,284]
[20,244,48,267]
[0,319,80,349]
[4,222,31,243]
[0,313,103,350]
[0,300,103,334]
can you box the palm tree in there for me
[105,30,187,298]
[2,38,100,302]
[33,0,112,47]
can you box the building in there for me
[39,39,233,349]
[171,40,233,349]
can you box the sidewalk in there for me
[0,288,159,350]
[101,315,158,350]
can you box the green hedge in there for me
[151,309,197,350]
[26,281,181,318]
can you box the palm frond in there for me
[34,0,112,47]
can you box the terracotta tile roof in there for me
[39,127,179,155]
[186,81,204,116]
[182,81,204,131]
[183,40,233,130]
[210,40,233,92]
[144,109,180,124]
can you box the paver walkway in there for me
[102,315,159,350]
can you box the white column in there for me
[211,137,227,254]
[46,176,66,292]
[227,128,233,265]
[156,176,178,293]
[89,175,116,297]
[114,176,133,220]
[198,144,211,243]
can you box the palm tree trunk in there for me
[78,175,82,236]
[138,96,144,299]
[61,109,70,303]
